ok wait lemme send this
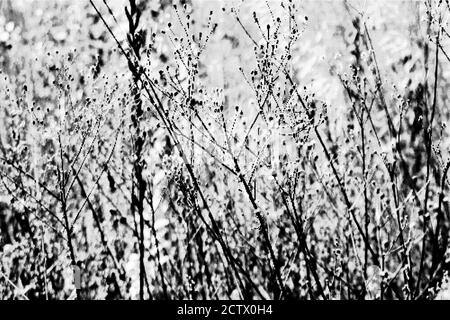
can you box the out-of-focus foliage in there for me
[1,0,450,300]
